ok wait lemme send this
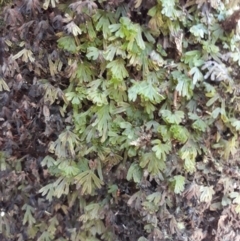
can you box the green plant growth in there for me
[1,0,240,240]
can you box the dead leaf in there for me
[43,105,50,121]
[190,228,206,241]
[184,182,201,200]
[134,0,142,8]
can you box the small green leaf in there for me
[192,119,208,132]
[190,24,208,38]
[235,205,240,214]
[223,136,237,161]
[57,36,77,53]
[160,110,185,125]
[206,93,220,107]
[172,71,193,99]
[129,80,164,104]
[53,177,70,198]
[106,59,129,79]
[108,184,118,195]
[41,155,56,168]
[75,61,95,83]
[94,11,115,39]
[140,152,166,175]
[75,170,104,195]
[173,175,185,194]
[230,118,240,131]
[138,237,148,241]
[229,192,240,204]
[151,139,171,161]
[189,67,203,85]
[183,50,204,67]
[22,204,36,226]
[0,77,10,91]
[179,141,198,173]
[86,47,100,60]
[58,161,80,177]
[39,183,55,201]
[211,107,221,119]
[48,216,59,235]
[91,104,112,142]
[49,128,79,158]
[37,231,52,241]
[127,163,142,183]
[157,125,171,142]
[146,192,162,205]
[135,25,145,50]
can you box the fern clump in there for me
[1,0,240,240]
